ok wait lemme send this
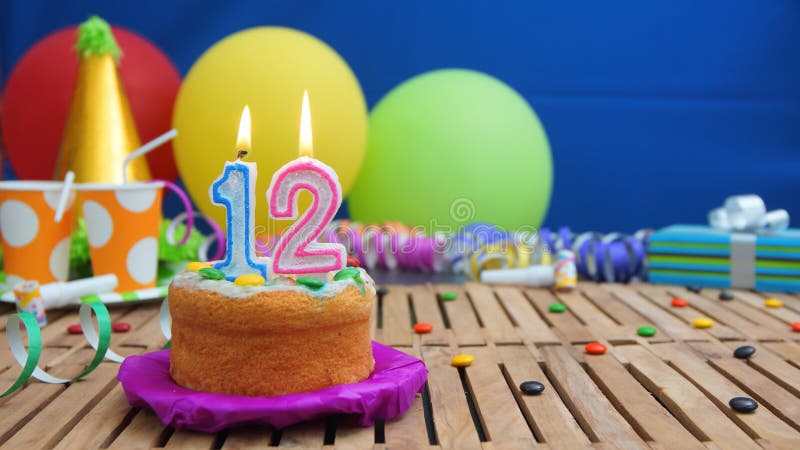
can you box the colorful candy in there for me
[718,291,735,300]
[67,324,82,334]
[112,322,131,332]
[333,267,362,283]
[519,381,545,395]
[671,297,689,307]
[451,354,475,367]
[733,345,755,359]
[729,397,758,413]
[346,255,360,268]
[186,261,212,272]
[295,277,325,290]
[693,317,714,329]
[441,292,457,301]
[549,303,567,313]
[585,342,607,355]
[234,274,266,286]
[199,267,226,280]
[413,322,433,334]
[764,298,783,308]
[792,322,800,332]
[637,326,657,337]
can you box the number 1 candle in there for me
[210,106,269,280]
[267,91,346,275]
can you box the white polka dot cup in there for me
[78,182,164,292]
[0,181,76,289]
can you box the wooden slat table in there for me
[2,282,800,449]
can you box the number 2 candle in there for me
[267,91,346,275]
[210,106,269,280]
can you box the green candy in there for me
[549,303,567,313]
[441,292,457,301]
[295,277,325,290]
[333,268,366,296]
[199,268,225,280]
[333,267,363,284]
[637,326,657,337]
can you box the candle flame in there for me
[299,90,313,157]
[236,105,251,159]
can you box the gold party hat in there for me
[54,16,151,183]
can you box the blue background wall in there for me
[3,0,800,232]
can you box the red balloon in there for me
[1,26,181,180]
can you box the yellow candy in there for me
[693,317,714,329]
[764,298,783,308]
[186,261,212,272]
[451,354,475,368]
[234,274,266,287]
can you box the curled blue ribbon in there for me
[539,227,651,283]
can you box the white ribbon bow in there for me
[708,195,790,233]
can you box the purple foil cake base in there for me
[117,341,428,433]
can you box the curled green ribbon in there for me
[1,302,115,397]
[1,312,41,398]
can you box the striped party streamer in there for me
[1,301,120,397]
[538,227,651,283]
[255,221,650,283]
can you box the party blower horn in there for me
[54,15,151,183]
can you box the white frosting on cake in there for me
[171,267,376,299]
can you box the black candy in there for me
[729,397,758,413]
[687,286,702,293]
[719,291,735,300]
[519,381,545,395]
[734,345,756,359]
[377,287,389,297]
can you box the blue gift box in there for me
[648,224,800,292]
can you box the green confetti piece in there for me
[296,277,325,290]
[76,15,121,62]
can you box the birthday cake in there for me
[168,266,376,397]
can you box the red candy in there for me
[67,324,82,334]
[792,322,800,332]
[346,255,361,268]
[413,322,433,334]
[671,297,689,307]
[585,342,607,355]
[112,322,131,332]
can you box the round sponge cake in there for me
[168,270,375,397]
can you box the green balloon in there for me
[349,69,552,231]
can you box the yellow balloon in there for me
[173,27,367,234]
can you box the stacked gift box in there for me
[648,224,800,292]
